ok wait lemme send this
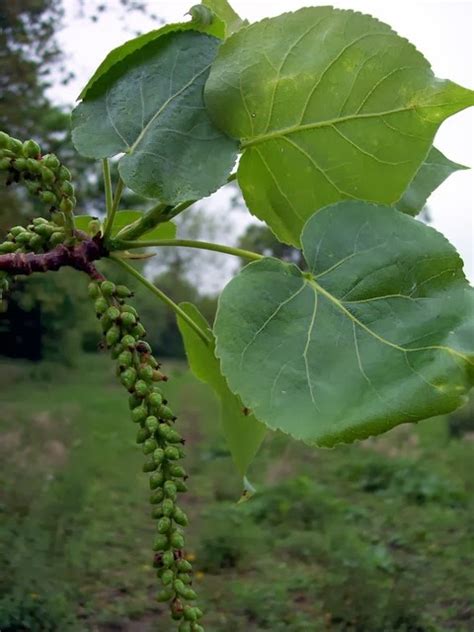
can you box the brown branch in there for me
[0,236,107,280]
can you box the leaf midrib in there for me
[308,277,472,365]
[240,105,416,148]
[127,62,212,154]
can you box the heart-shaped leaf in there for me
[214,201,474,447]
[78,20,226,100]
[394,147,467,216]
[205,7,474,245]
[177,302,266,475]
[72,30,238,204]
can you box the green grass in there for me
[0,355,473,631]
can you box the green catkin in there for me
[0,131,75,218]
[90,281,203,629]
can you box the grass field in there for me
[0,354,473,631]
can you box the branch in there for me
[0,236,106,280]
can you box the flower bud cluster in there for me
[0,131,76,215]
[89,279,204,631]
[0,217,67,255]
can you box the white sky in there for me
[51,0,474,285]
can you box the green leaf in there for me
[205,6,474,245]
[177,302,266,475]
[394,147,468,216]
[214,201,474,447]
[201,0,247,37]
[74,215,97,233]
[78,20,226,100]
[72,30,238,204]
[111,211,176,240]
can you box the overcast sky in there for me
[51,0,473,286]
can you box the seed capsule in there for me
[139,365,154,381]
[170,532,185,549]
[165,447,180,461]
[94,297,108,315]
[0,242,16,253]
[177,560,192,573]
[134,379,149,397]
[158,405,176,421]
[118,350,133,368]
[156,588,174,603]
[0,157,11,170]
[116,285,133,298]
[162,551,175,568]
[22,139,41,158]
[42,154,60,169]
[145,416,159,433]
[136,427,151,444]
[153,534,169,551]
[150,471,165,489]
[0,132,10,148]
[150,489,165,504]
[121,334,136,348]
[13,158,28,171]
[106,306,121,321]
[40,191,58,206]
[148,392,163,409]
[157,517,172,534]
[58,165,71,181]
[177,573,192,585]
[60,180,74,196]
[169,465,186,479]
[143,459,157,473]
[179,622,192,632]
[175,481,188,493]
[164,481,177,500]
[143,438,158,455]
[121,311,137,328]
[161,569,174,586]
[101,281,116,296]
[60,198,75,214]
[40,165,55,184]
[161,499,174,517]
[106,325,121,347]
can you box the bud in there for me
[116,285,133,298]
[175,481,188,493]
[121,334,136,348]
[179,622,192,632]
[13,158,28,171]
[177,560,192,573]
[118,350,133,368]
[0,242,16,254]
[106,306,121,321]
[39,191,58,206]
[60,180,74,196]
[49,231,65,247]
[139,365,154,381]
[147,392,163,409]
[8,137,23,154]
[0,157,11,170]
[169,465,186,479]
